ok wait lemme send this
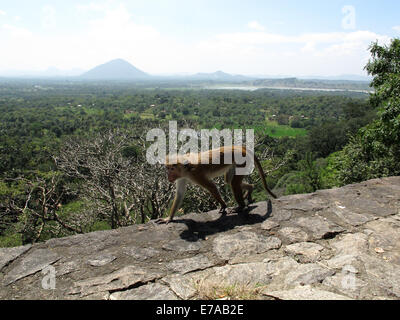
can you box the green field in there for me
[255,120,307,138]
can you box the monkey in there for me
[156,146,277,224]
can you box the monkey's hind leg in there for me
[229,175,247,215]
[195,176,228,216]
[242,182,254,205]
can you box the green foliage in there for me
[0,78,373,245]
[336,38,400,184]
[318,153,341,189]
[88,221,112,232]
[0,232,22,248]
[256,120,307,138]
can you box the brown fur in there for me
[158,146,276,223]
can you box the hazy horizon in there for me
[1,0,399,78]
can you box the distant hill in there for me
[80,59,149,80]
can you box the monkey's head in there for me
[166,164,181,183]
[165,155,192,183]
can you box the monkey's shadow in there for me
[174,201,273,242]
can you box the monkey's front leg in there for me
[156,179,187,225]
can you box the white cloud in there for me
[393,26,400,33]
[247,21,265,31]
[76,2,112,13]
[2,23,32,37]
[0,10,6,16]
[0,1,393,76]
[193,29,390,75]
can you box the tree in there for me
[55,129,174,228]
[336,38,400,184]
[0,173,82,244]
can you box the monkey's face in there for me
[166,164,181,183]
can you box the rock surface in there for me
[0,176,399,300]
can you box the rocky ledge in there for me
[1,177,400,300]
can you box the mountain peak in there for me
[81,59,149,80]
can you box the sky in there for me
[0,0,399,77]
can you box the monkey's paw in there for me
[155,217,172,224]
[228,206,245,214]
[219,207,228,215]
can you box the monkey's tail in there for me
[253,155,277,199]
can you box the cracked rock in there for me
[278,227,309,244]
[263,285,352,300]
[284,263,335,286]
[213,232,281,260]
[123,247,160,261]
[293,216,345,240]
[69,266,163,297]
[208,262,275,286]
[166,255,214,274]
[162,239,202,253]
[109,282,177,300]
[3,249,59,286]
[261,220,280,231]
[88,254,116,267]
[284,242,324,263]
[0,244,32,272]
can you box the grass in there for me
[193,278,269,300]
[254,120,307,138]
[140,112,155,120]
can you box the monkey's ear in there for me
[183,160,192,170]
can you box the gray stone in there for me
[294,216,345,240]
[331,205,374,226]
[270,208,292,222]
[338,197,397,217]
[265,256,300,277]
[282,196,328,212]
[330,233,368,255]
[162,274,198,299]
[56,260,79,276]
[209,262,275,286]
[213,232,281,260]
[1,177,400,300]
[284,242,324,263]
[325,254,360,270]
[123,247,160,261]
[264,285,352,300]
[365,218,400,264]
[3,249,60,285]
[284,263,335,286]
[110,283,177,300]
[69,266,163,297]
[166,255,214,274]
[323,274,368,299]
[261,220,280,231]
[278,227,309,243]
[361,255,400,298]
[0,244,31,271]
[88,254,116,267]
[162,239,202,253]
